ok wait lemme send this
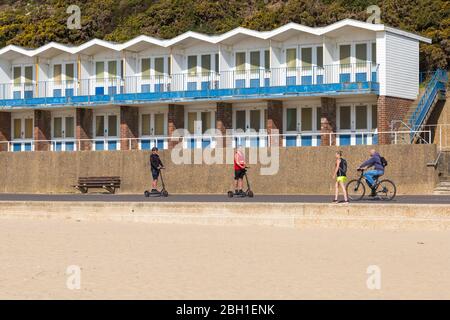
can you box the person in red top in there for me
[234,147,246,195]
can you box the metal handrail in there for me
[427,150,443,168]
[391,119,430,145]
[0,129,433,152]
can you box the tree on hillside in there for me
[0,0,447,71]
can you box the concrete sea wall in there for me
[0,144,438,195]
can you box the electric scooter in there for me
[227,167,254,198]
[144,168,169,197]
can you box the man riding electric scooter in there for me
[145,147,168,197]
[227,147,254,198]
[233,147,246,196]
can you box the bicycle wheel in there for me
[376,179,396,201]
[346,179,366,201]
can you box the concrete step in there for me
[434,187,450,192]
[1,201,450,231]
[433,181,450,195]
[433,190,450,195]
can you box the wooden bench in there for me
[74,176,121,194]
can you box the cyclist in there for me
[358,149,384,196]
[233,147,246,195]
[333,151,349,203]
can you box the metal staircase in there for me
[407,69,448,142]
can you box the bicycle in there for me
[346,169,397,201]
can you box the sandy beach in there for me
[0,218,449,299]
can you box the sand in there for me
[0,218,449,299]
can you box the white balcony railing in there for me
[0,63,379,103]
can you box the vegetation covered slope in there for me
[0,0,448,72]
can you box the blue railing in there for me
[408,69,447,140]
[0,63,379,108]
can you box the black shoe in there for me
[369,189,377,197]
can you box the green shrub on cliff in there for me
[0,0,447,71]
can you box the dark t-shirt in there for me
[150,154,163,170]
[337,158,347,177]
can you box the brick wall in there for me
[267,100,283,146]
[120,106,139,150]
[0,112,11,152]
[76,108,93,151]
[168,104,184,148]
[216,102,232,147]
[377,95,413,144]
[216,102,232,134]
[34,110,51,151]
[320,97,336,146]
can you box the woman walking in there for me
[333,151,349,204]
